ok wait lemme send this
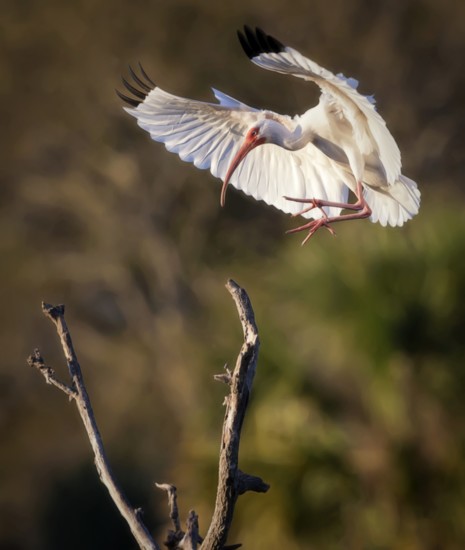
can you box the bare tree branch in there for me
[156,483,185,548]
[28,281,268,550]
[201,280,269,550]
[28,348,76,398]
[180,510,199,549]
[28,303,159,550]
[156,483,181,532]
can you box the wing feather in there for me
[238,28,401,185]
[125,87,348,219]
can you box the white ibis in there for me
[117,26,420,243]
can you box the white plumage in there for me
[118,26,420,241]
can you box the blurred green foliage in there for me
[2,0,465,549]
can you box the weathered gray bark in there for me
[28,280,268,549]
[28,304,158,550]
[201,280,269,549]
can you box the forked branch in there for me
[28,303,158,550]
[27,280,268,549]
[202,280,269,549]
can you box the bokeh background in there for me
[2,0,465,548]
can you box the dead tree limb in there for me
[28,303,159,550]
[201,279,269,550]
[27,280,268,549]
[180,510,199,550]
[155,484,185,548]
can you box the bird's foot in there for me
[286,217,336,245]
[283,196,327,217]
[284,182,372,244]
[283,183,370,216]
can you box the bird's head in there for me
[220,121,270,207]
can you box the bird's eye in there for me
[250,129,258,137]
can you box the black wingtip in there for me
[237,26,285,59]
[116,63,156,107]
[115,88,141,108]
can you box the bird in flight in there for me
[117,26,420,243]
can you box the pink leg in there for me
[285,181,372,244]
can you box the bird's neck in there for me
[277,113,350,168]
[275,117,317,152]
[284,126,316,151]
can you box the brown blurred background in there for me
[2,0,465,548]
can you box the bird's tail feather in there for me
[364,175,421,227]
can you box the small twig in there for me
[30,303,159,550]
[180,510,199,550]
[155,483,181,532]
[27,348,76,399]
[201,280,268,550]
[236,470,270,495]
[213,364,232,386]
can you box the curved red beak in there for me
[220,134,266,207]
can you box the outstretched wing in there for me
[118,67,349,219]
[238,26,401,185]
